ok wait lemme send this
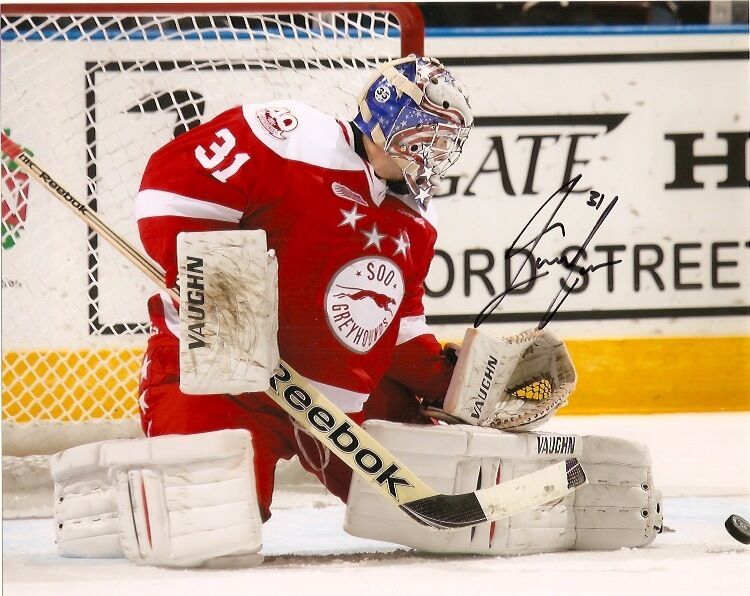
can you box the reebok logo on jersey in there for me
[325,257,404,354]
[268,364,413,501]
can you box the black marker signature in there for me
[475,174,621,329]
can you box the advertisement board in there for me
[2,26,748,414]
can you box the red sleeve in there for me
[397,223,435,321]
[387,335,453,404]
[136,107,272,287]
[385,220,453,404]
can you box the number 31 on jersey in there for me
[194,128,250,183]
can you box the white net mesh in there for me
[1,6,419,475]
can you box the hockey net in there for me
[1,2,424,516]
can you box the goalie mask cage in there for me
[0,2,424,514]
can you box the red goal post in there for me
[3,2,424,55]
[0,2,425,472]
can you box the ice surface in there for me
[3,414,749,596]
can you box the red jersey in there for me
[136,101,451,412]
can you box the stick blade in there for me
[400,458,587,530]
[477,458,586,523]
[400,493,487,529]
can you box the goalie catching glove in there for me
[425,327,575,431]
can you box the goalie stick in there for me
[1,131,586,529]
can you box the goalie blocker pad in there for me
[50,430,263,568]
[433,327,576,431]
[345,421,662,555]
[177,229,279,395]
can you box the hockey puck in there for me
[725,514,750,545]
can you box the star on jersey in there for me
[338,205,365,230]
[361,223,386,251]
[138,390,149,412]
[392,231,410,257]
[140,355,151,382]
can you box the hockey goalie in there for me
[51,56,662,567]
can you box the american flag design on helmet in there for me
[353,55,473,209]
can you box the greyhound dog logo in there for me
[333,285,397,313]
[325,257,404,353]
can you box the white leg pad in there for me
[344,421,662,555]
[52,454,121,558]
[51,429,263,567]
[574,435,663,550]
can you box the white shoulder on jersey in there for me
[242,100,363,172]
[389,187,439,226]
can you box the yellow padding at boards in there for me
[563,336,750,414]
[2,336,748,422]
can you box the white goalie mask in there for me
[353,55,473,209]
